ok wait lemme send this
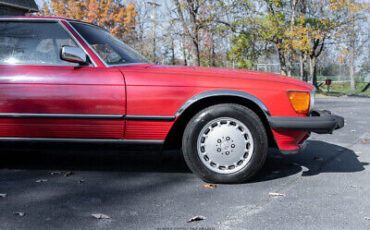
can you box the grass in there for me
[317,82,370,96]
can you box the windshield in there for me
[70,22,149,66]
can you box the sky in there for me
[35,0,45,8]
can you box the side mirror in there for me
[61,46,87,64]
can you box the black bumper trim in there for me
[268,110,344,134]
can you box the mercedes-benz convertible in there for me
[0,16,344,183]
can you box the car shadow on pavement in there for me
[0,142,190,173]
[0,140,367,182]
[254,140,368,182]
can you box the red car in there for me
[0,16,344,183]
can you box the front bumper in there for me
[268,110,344,134]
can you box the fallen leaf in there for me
[313,157,324,161]
[351,130,356,133]
[187,215,206,223]
[92,213,111,219]
[269,192,285,197]
[355,151,362,155]
[365,217,370,221]
[14,212,25,217]
[204,184,218,189]
[0,193,6,198]
[362,139,368,144]
[350,185,362,189]
[35,179,48,183]
[64,171,74,177]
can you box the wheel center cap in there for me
[220,142,230,150]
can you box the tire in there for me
[182,103,268,183]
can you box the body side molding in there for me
[0,137,164,144]
[0,113,124,120]
[125,115,176,121]
[0,113,176,121]
[175,90,271,117]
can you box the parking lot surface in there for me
[0,96,369,230]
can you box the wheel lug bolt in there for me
[231,144,235,148]
[225,151,230,155]
[217,148,221,152]
[226,137,230,141]
[217,139,221,143]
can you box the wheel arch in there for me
[163,90,276,150]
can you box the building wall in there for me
[0,5,27,16]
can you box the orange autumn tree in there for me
[41,0,137,42]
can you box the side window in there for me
[0,21,81,66]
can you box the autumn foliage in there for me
[41,0,137,41]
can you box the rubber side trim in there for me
[0,113,124,120]
[125,115,176,121]
[0,113,176,121]
[0,137,164,144]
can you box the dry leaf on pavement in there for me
[269,192,285,197]
[64,171,74,177]
[14,212,25,217]
[187,215,207,223]
[313,156,324,161]
[350,185,362,189]
[204,184,218,189]
[365,217,370,221]
[92,213,111,219]
[362,139,368,144]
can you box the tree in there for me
[336,1,369,91]
[173,0,201,66]
[228,0,366,86]
[283,0,366,86]
[41,0,137,43]
[228,0,300,75]
[173,0,220,66]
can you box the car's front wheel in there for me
[182,104,268,183]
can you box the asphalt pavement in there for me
[0,96,369,230]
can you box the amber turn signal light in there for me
[287,91,310,114]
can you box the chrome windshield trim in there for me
[68,21,150,68]
[59,20,97,67]
[107,63,148,67]
[66,21,109,67]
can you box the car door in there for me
[0,19,125,139]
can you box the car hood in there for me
[141,65,314,90]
